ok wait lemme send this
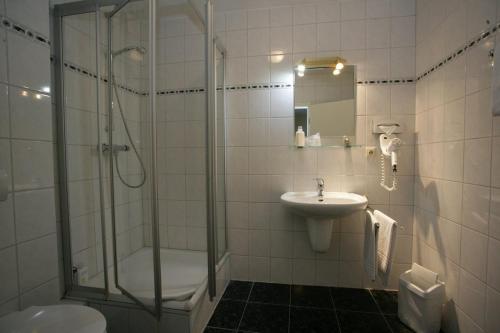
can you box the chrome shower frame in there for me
[52,0,227,318]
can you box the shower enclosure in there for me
[51,0,227,322]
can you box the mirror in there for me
[294,61,356,146]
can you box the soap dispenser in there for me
[295,126,305,148]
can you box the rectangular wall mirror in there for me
[294,60,356,146]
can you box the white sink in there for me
[280,191,368,218]
[281,191,368,252]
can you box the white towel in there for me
[374,210,398,285]
[364,210,378,281]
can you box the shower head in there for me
[112,46,147,59]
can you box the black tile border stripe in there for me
[0,15,50,47]
[416,20,500,81]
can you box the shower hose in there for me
[111,74,147,189]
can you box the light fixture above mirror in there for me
[295,56,347,78]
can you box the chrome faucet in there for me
[315,178,325,201]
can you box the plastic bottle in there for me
[295,126,305,147]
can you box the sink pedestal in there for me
[306,218,334,252]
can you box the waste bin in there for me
[398,263,445,333]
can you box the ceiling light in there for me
[335,62,344,70]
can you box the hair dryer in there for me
[379,134,401,191]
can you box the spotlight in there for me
[335,62,344,70]
[333,68,341,75]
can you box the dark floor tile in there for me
[385,315,415,333]
[207,300,246,330]
[330,287,379,313]
[222,281,253,301]
[289,306,339,333]
[371,290,398,314]
[238,303,289,333]
[337,310,392,333]
[204,328,236,333]
[248,282,290,305]
[291,285,334,309]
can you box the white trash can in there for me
[398,263,445,333]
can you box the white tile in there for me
[316,2,340,23]
[14,188,56,243]
[0,31,7,85]
[270,6,293,27]
[12,140,54,191]
[0,246,18,304]
[230,255,249,281]
[187,227,206,251]
[465,0,496,40]
[466,37,493,94]
[292,259,315,285]
[460,227,488,281]
[0,138,11,192]
[227,118,248,146]
[226,90,249,118]
[7,33,50,92]
[270,88,293,118]
[229,228,249,255]
[493,137,500,188]
[462,184,490,234]
[227,147,249,174]
[226,57,247,85]
[0,194,15,249]
[227,202,249,229]
[293,24,317,53]
[20,278,60,309]
[167,226,187,249]
[226,11,247,31]
[249,229,270,257]
[458,268,486,327]
[366,0,391,18]
[465,88,492,139]
[487,237,500,291]
[463,138,491,187]
[390,47,415,78]
[0,84,8,138]
[442,141,464,182]
[366,18,390,49]
[247,56,270,83]
[444,98,465,141]
[486,287,500,333]
[248,89,270,118]
[247,8,269,28]
[270,54,294,84]
[226,30,247,57]
[269,117,293,146]
[390,16,415,47]
[341,0,366,20]
[315,260,338,286]
[17,233,59,292]
[270,26,293,55]
[227,175,249,202]
[249,174,270,202]
[249,119,269,146]
[270,257,292,284]
[391,0,415,16]
[341,20,366,50]
[249,256,270,282]
[317,22,340,51]
[293,5,316,25]
[10,88,52,141]
[366,49,389,79]
[6,0,50,35]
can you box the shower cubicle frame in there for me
[52,0,226,318]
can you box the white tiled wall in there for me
[214,0,416,289]
[142,11,210,252]
[0,0,62,316]
[414,0,500,332]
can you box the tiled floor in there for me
[205,281,414,333]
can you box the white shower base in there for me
[85,247,230,333]
[87,247,210,304]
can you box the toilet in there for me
[0,304,107,333]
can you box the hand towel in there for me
[364,210,378,281]
[374,210,398,285]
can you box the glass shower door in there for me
[106,0,162,316]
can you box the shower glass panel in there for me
[215,48,226,261]
[53,0,227,316]
[106,0,158,310]
[59,9,108,291]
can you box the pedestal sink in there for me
[280,192,368,252]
